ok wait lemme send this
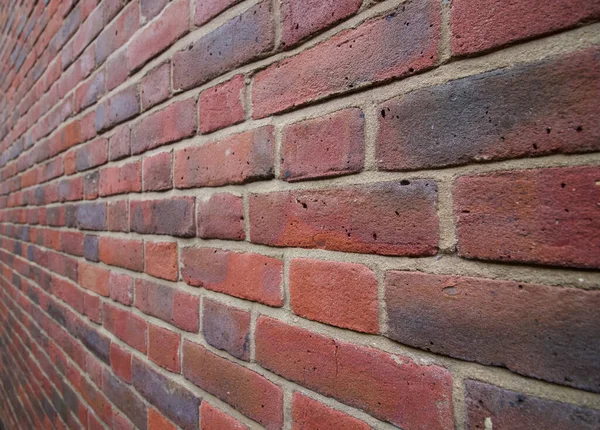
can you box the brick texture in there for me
[0,1,598,429]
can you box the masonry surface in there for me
[0,0,599,429]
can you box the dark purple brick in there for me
[83,235,99,262]
[75,203,106,231]
[130,197,195,237]
[103,370,148,430]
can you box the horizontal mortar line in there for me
[1,217,600,291]
[3,12,600,180]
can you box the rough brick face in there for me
[1,0,598,428]
[249,181,439,256]
[454,166,600,268]
[252,0,439,118]
[255,317,454,429]
[281,108,365,181]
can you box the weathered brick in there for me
[148,408,176,430]
[107,200,129,232]
[173,1,274,91]
[74,69,105,112]
[292,392,370,430]
[256,317,453,429]
[57,177,84,202]
[128,0,189,72]
[144,241,178,281]
[143,151,172,192]
[105,49,129,92]
[281,0,362,48]
[148,324,181,372]
[249,181,439,256]
[96,1,139,66]
[141,62,170,110]
[183,340,283,429]
[130,197,196,237]
[110,343,132,383]
[252,0,439,118]
[377,48,600,170]
[109,272,133,306]
[174,126,274,188]
[193,0,241,26]
[83,235,99,262]
[197,193,245,240]
[202,299,250,360]
[102,370,148,430]
[103,303,147,353]
[98,160,142,196]
[108,124,130,161]
[385,271,600,392]
[199,75,245,134]
[83,172,100,200]
[83,292,102,324]
[200,402,248,430]
[451,0,600,56]
[131,98,196,155]
[281,108,364,181]
[454,166,600,268]
[95,85,140,132]
[132,358,200,430]
[466,381,600,430]
[290,259,378,333]
[78,261,109,296]
[134,279,199,332]
[181,247,283,306]
[59,231,85,257]
[141,0,168,22]
[98,237,144,272]
[75,138,108,172]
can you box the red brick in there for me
[131,98,196,155]
[130,197,196,237]
[75,69,106,112]
[181,247,283,306]
[385,271,600,392]
[377,48,600,170]
[84,293,102,324]
[199,74,245,134]
[53,277,85,314]
[98,160,142,196]
[252,0,439,118]
[64,151,77,175]
[202,299,250,360]
[109,272,134,306]
[451,0,600,56]
[95,84,140,132]
[108,124,131,161]
[281,108,364,181]
[193,0,241,26]
[183,340,283,429]
[148,408,176,430]
[75,138,108,172]
[290,259,378,333]
[84,172,100,200]
[78,261,110,296]
[107,200,129,232]
[144,241,178,281]
[292,392,370,430]
[110,343,132,383]
[96,1,139,66]
[59,231,85,257]
[98,237,144,272]
[197,193,245,240]
[200,402,248,430]
[105,50,129,92]
[128,0,189,72]
[173,1,274,90]
[148,324,181,372]
[141,62,171,110]
[103,303,147,353]
[454,166,600,268]
[141,0,168,22]
[466,381,600,430]
[143,151,173,192]
[134,279,199,332]
[281,0,362,48]
[256,317,453,429]
[72,3,104,58]
[249,180,439,256]
[113,411,135,430]
[174,126,274,188]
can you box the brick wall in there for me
[0,0,599,428]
